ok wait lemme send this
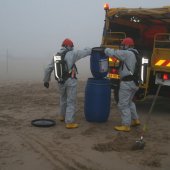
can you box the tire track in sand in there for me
[18,132,96,170]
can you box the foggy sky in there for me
[0,0,170,81]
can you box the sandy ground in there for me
[0,80,170,170]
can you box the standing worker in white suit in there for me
[104,37,140,132]
[43,38,91,129]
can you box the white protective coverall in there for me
[43,47,91,124]
[105,48,139,126]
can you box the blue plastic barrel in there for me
[84,78,111,122]
[90,47,108,79]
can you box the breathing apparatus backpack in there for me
[122,49,141,86]
[53,51,77,84]
[132,50,141,86]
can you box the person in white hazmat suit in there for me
[104,37,140,132]
[43,38,91,129]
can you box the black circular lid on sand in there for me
[31,119,56,127]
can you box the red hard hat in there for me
[121,37,134,46]
[62,38,74,47]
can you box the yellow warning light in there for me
[104,3,109,10]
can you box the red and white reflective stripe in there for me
[155,59,170,67]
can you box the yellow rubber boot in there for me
[131,119,140,127]
[66,123,79,129]
[114,125,130,132]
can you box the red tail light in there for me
[111,68,118,74]
[163,74,168,80]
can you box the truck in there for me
[101,4,170,101]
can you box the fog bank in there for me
[0,55,91,82]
